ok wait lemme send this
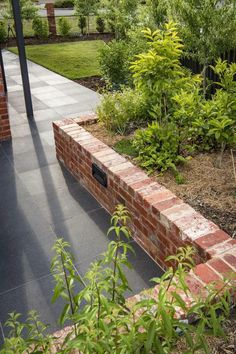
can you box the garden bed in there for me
[75,76,106,92]
[1,32,113,47]
[85,122,236,238]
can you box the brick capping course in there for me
[53,114,236,314]
[0,67,11,142]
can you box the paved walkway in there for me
[0,51,162,340]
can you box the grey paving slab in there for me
[18,163,78,196]
[0,274,69,340]
[32,181,101,225]
[0,50,163,340]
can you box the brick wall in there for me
[53,115,236,271]
[45,2,57,36]
[0,67,11,142]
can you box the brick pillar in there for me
[0,67,11,142]
[45,2,57,36]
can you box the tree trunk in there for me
[87,15,90,35]
[201,64,208,97]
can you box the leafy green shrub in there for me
[32,17,48,40]
[102,0,139,39]
[99,40,131,89]
[130,23,201,121]
[2,0,38,21]
[0,205,233,353]
[133,122,186,173]
[58,17,71,36]
[78,15,86,35]
[192,60,236,164]
[171,87,203,153]
[96,16,105,33]
[97,88,148,134]
[99,29,148,89]
[54,0,74,8]
[0,21,7,43]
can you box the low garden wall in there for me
[0,67,11,142]
[53,115,236,285]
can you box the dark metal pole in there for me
[0,48,7,94]
[11,0,34,119]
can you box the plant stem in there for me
[60,252,77,335]
[218,142,226,168]
[34,317,46,352]
[201,64,208,96]
[112,243,120,302]
[95,284,101,344]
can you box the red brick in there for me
[223,254,236,271]
[136,182,162,200]
[160,204,195,230]
[182,219,219,241]
[144,188,174,207]
[194,264,220,284]
[152,197,183,215]
[185,273,205,295]
[208,239,236,257]
[208,257,235,276]
[130,178,152,191]
[195,230,230,250]
[45,2,57,35]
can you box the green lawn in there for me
[9,40,105,79]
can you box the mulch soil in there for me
[171,313,236,353]
[75,76,106,93]
[85,122,236,238]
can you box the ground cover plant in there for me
[9,40,104,79]
[0,206,235,353]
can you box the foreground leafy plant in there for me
[133,121,186,174]
[0,206,234,353]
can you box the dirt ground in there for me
[1,33,113,48]
[172,312,236,353]
[85,122,236,238]
[75,76,106,93]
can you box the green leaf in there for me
[59,304,70,325]
[144,320,156,352]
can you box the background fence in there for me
[181,49,236,93]
[2,14,106,39]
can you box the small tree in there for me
[96,15,105,33]
[78,15,86,35]
[1,0,38,20]
[168,0,236,94]
[101,0,139,39]
[0,21,7,43]
[74,0,99,34]
[146,0,167,27]
[32,17,49,40]
[130,22,200,121]
[58,17,71,36]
